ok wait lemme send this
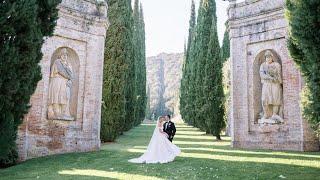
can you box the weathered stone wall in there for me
[17,0,109,161]
[228,0,319,151]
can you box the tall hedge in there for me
[0,0,61,167]
[286,0,320,135]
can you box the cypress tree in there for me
[132,0,140,127]
[187,0,202,127]
[203,19,225,140]
[221,27,230,62]
[221,23,231,134]
[184,0,226,137]
[0,0,61,167]
[180,49,187,122]
[186,0,196,63]
[145,85,151,119]
[101,0,133,141]
[139,4,147,123]
[133,1,146,126]
[121,0,137,131]
[183,41,187,57]
[286,0,320,134]
[194,0,216,131]
[181,0,196,124]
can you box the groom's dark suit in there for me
[163,121,176,142]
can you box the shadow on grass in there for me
[1,123,319,180]
[128,145,320,162]
[2,149,319,180]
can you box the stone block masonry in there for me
[16,0,109,161]
[228,0,319,151]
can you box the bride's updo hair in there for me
[158,116,166,123]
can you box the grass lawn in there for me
[0,123,319,180]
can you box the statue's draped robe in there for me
[48,59,73,105]
[260,62,282,106]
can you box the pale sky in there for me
[139,0,232,57]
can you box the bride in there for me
[128,116,181,164]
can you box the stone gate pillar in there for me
[17,0,109,161]
[228,0,319,151]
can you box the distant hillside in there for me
[146,53,184,119]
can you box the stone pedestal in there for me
[228,0,319,151]
[17,0,109,161]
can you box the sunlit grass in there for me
[173,140,230,146]
[127,149,320,168]
[130,146,320,159]
[58,169,164,180]
[0,122,319,180]
[175,131,206,135]
[179,147,320,159]
[174,134,217,140]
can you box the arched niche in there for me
[253,49,283,123]
[47,47,80,120]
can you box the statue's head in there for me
[264,50,274,64]
[60,48,68,62]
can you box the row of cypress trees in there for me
[286,0,320,135]
[101,0,146,142]
[0,0,61,167]
[180,0,229,140]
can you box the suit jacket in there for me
[163,121,176,141]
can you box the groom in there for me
[163,115,176,142]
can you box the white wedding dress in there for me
[128,121,181,164]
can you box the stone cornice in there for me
[58,0,108,22]
[228,0,285,21]
[229,9,285,29]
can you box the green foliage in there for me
[101,0,146,141]
[123,0,136,132]
[194,0,217,132]
[180,0,196,126]
[203,19,225,139]
[133,1,146,126]
[286,0,320,135]
[145,86,151,119]
[181,0,225,138]
[101,0,134,141]
[0,0,60,167]
[221,28,230,62]
[180,1,196,124]
[221,25,231,134]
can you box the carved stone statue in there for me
[259,50,283,124]
[48,48,74,120]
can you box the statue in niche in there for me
[48,48,74,120]
[259,50,283,124]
